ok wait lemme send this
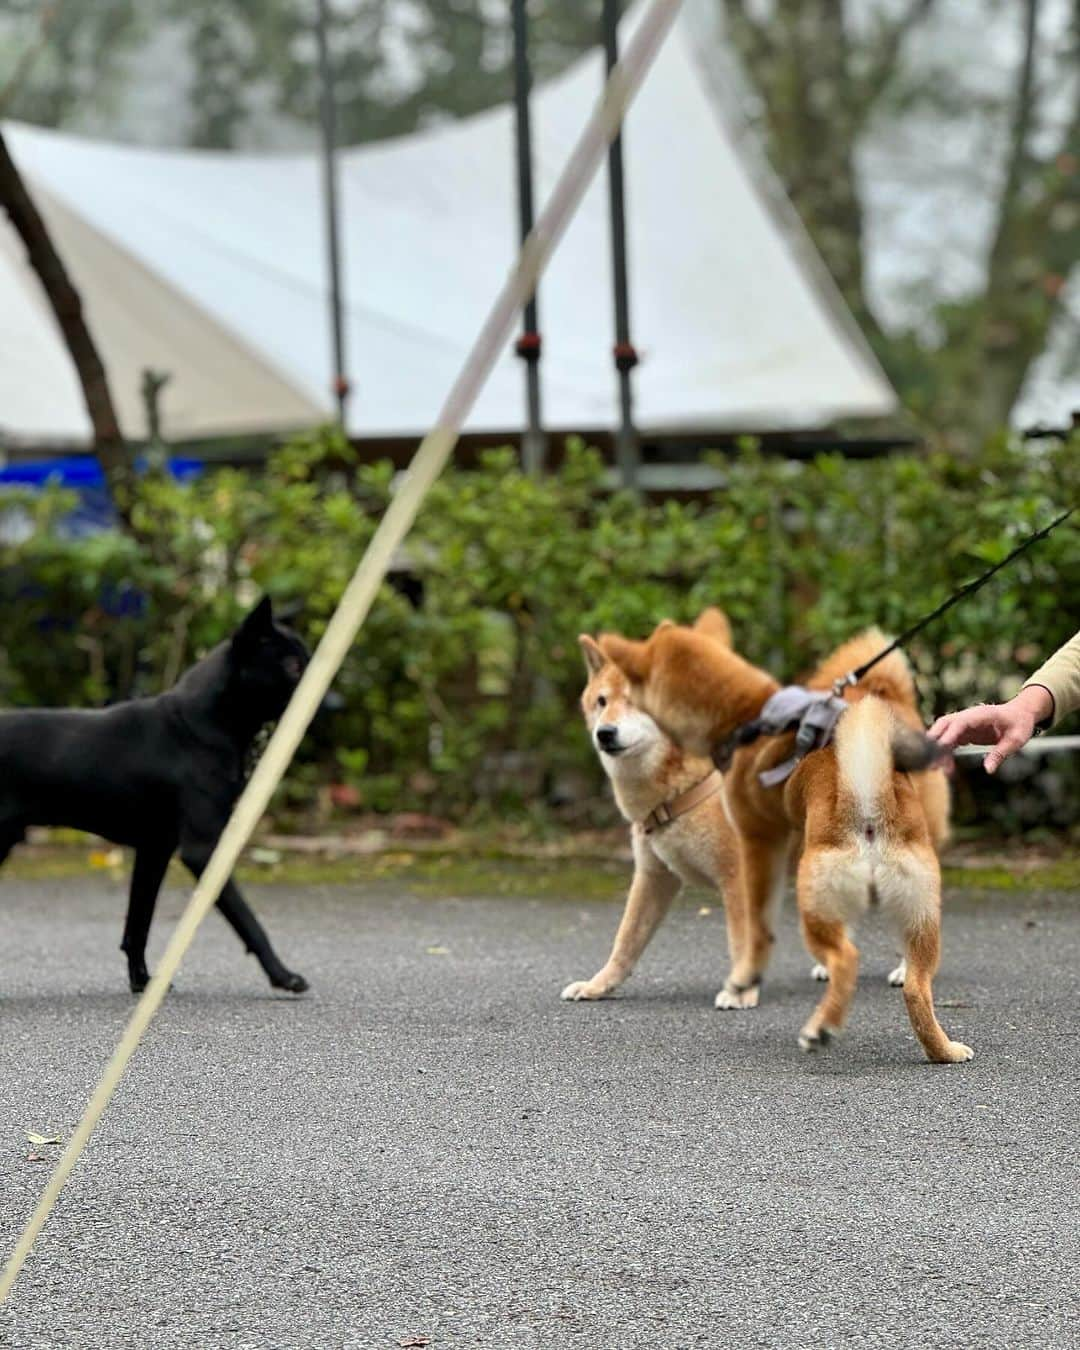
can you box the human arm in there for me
[927,684,1055,775]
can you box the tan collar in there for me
[640,769,723,835]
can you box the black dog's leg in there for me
[179,842,308,993]
[122,845,172,993]
[216,880,309,993]
[0,814,27,866]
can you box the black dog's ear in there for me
[232,596,274,653]
[249,595,274,626]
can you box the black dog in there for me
[0,597,310,994]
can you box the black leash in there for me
[832,505,1075,696]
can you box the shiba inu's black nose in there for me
[596,724,620,752]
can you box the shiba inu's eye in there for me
[596,695,607,709]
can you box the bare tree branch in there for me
[0,2,58,112]
[0,125,134,524]
[853,0,938,129]
[719,0,775,70]
[989,0,1040,268]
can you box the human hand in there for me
[927,685,1054,775]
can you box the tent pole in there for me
[315,0,350,427]
[602,0,640,491]
[511,0,546,475]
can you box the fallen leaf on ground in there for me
[25,1151,47,1163]
[397,1338,431,1348]
[249,847,282,866]
[697,906,712,916]
[26,1132,62,1147]
[89,848,123,870]
[425,945,449,956]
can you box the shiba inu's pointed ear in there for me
[693,607,732,648]
[599,633,651,683]
[578,635,606,677]
[233,596,274,652]
[650,618,675,637]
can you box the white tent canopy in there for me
[0,5,895,448]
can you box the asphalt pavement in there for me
[1,875,1077,1349]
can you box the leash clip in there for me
[832,669,858,699]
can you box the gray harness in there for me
[715,686,848,787]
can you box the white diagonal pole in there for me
[0,0,684,1305]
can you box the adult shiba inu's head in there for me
[579,609,737,763]
[599,607,776,758]
[580,608,741,770]
[578,633,667,763]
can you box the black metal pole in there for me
[316,0,350,426]
[511,0,545,475]
[602,0,640,490]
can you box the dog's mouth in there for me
[596,736,642,758]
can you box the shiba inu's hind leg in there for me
[899,911,973,1063]
[797,907,860,1050]
[874,841,971,1061]
[561,847,681,1001]
[713,871,758,1010]
[715,840,783,1010]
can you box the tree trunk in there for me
[0,125,134,525]
[968,0,1080,439]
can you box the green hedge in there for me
[1,429,1077,830]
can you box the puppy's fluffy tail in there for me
[835,696,945,827]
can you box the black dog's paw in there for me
[272,970,309,995]
[129,970,174,996]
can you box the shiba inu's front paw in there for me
[931,1040,974,1064]
[810,962,829,982]
[887,959,907,987]
[561,978,615,1001]
[715,980,760,1010]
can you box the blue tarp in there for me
[0,455,203,535]
[0,455,202,487]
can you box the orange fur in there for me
[602,622,970,1064]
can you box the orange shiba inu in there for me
[598,621,967,1063]
[563,609,773,1009]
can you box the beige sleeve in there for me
[1023,630,1080,727]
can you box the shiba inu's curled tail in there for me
[835,696,946,828]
